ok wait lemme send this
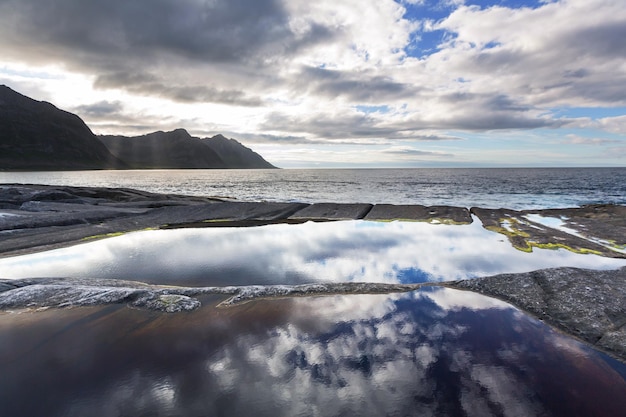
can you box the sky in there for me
[0,0,625,168]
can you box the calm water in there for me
[2,167,626,416]
[1,167,624,209]
[2,221,625,283]
[1,221,626,416]
[2,291,626,417]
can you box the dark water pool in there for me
[1,290,625,416]
[1,221,625,416]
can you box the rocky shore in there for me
[450,266,626,364]
[1,184,625,362]
[1,184,623,258]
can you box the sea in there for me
[0,167,624,209]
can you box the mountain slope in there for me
[99,129,228,169]
[203,134,276,169]
[101,130,277,169]
[0,85,277,170]
[0,85,126,170]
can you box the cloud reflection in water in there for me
[1,289,624,417]
[0,220,624,285]
[1,219,626,415]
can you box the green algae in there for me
[81,227,157,241]
[485,217,530,239]
[369,218,471,225]
[81,231,127,241]
[485,217,604,255]
[527,242,603,256]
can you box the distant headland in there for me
[0,85,276,170]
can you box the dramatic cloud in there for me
[73,100,125,118]
[0,0,624,166]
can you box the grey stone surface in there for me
[160,201,309,223]
[2,184,623,259]
[0,277,427,312]
[1,184,626,363]
[365,204,472,224]
[288,203,373,220]
[0,185,310,257]
[449,266,626,363]
[471,205,625,258]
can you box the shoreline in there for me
[1,184,625,363]
[1,183,624,259]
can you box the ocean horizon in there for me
[1,167,624,210]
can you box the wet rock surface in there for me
[0,277,428,312]
[1,184,626,363]
[2,184,623,258]
[364,204,472,224]
[288,203,373,220]
[471,205,625,258]
[0,184,307,257]
[2,268,626,363]
[449,267,626,363]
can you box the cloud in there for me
[597,115,626,135]
[261,103,557,142]
[73,100,125,118]
[298,66,419,102]
[561,135,620,146]
[0,0,326,64]
[603,146,626,158]
[94,74,264,106]
[218,132,318,145]
[0,0,333,105]
[433,0,626,108]
[0,0,624,161]
[381,146,454,157]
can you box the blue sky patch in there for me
[355,105,391,114]
[552,107,626,120]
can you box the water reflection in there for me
[0,220,624,285]
[1,289,624,417]
[2,220,626,416]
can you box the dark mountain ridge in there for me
[99,129,227,169]
[100,130,276,169]
[0,85,126,170]
[204,134,276,169]
[0,85,277,170]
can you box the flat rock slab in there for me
[166,201,309,223]
[528,205,626,245]
[0,185,311,257]
[0,184,214,208]
[1,184,624,260]
[450,267,626,363]
[365,204,472,224]
[0,202,308,257]
[471,205,625,258]
[289,203,373,220]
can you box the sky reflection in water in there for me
[1,220,624,285]
[1,289,625,417]
[1,220,626,416]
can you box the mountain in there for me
[100,130,276,169]
[0,85,277,170]
[0,85,126,170]
[203,134,276,169]
[100,129,227,169]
